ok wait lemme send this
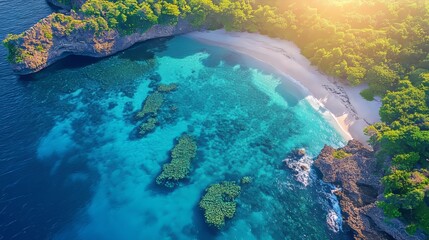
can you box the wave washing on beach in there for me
[187,30,381,144]
[283,151,313,187]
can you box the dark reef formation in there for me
[315,140,427,240]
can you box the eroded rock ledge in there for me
[4,12,197,75]
[315,140,427,240]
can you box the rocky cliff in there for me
[4,12,197,75]
[315,140,427,240]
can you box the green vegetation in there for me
[366,77,429,233]
[376,169,429,232]
[40,25,53,40]
[156,134,197,187]
[359,89,375,101]
[245,0,428,92]
[199,181,241,229]
[414,203,429,234]
[3,34,25,64]
[136,91,164,119]
[332,149,352,159]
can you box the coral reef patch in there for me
[199,181,241,229]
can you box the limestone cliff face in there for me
[315,140,427,240]
[5,13,196,75]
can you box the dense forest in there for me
[3,0,429,235]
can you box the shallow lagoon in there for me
[6,36,350,239]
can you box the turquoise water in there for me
[13,36,348,239]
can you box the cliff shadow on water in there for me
[20,37,173,81]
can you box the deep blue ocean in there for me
[0,1,352,239]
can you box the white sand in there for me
[186,30,381,144]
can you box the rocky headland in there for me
[4,15,196,75]
[315,140,427,240]
[3,0,197,75]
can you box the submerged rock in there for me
[283,149,313,187]
[292,148,306,158]
[315,140,427,240]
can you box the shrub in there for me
[199,181,241,229]
[392,152,420,171]
[360,88,375,101]
[405,224,418,235]
[377,201,401,218]
[41,25,53,40]
[414,203,429,234]
[332,149,351,159]
[3,34,25,63]
[35,44,44,52]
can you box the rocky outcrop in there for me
[315,140,427,240]
[5,13,197,75]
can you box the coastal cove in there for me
[0,1,379,239]
[1,34,352,239]
[2,0,429,239]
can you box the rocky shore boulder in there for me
[315,140,427,240]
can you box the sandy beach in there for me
[187,30,381,144]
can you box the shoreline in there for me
[187,30,381,144]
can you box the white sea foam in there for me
[317,183,344,233]
[283,154,313,187]
[283,152,343,233]
[326,209,341,233]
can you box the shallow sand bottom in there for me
[187,30,382,144]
